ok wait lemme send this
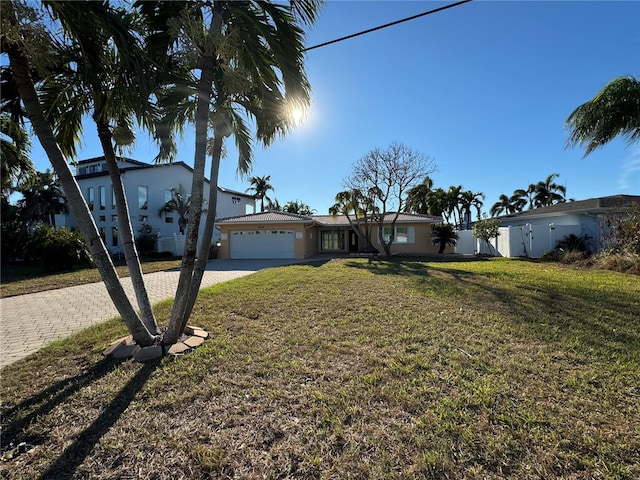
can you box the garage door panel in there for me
[230,230,295,259]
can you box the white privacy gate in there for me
[456,224,581,257]
[230,230,295,259]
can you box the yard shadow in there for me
[344,255,487,276]
[1,357,123,450]
[166,257,333,274]
[426,264,640,357]
[346,256,639,357]
[38,360,159,480]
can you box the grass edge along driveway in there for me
[1,258,638,479]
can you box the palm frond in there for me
[566,75,640,156]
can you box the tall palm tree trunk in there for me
[163,53,216,345]
[178,134,224,330]
[6,43,155,347]
[96,119,160,336]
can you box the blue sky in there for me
[27,0,640,215]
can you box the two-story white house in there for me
[57,156,255,255]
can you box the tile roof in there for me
[500,195,640,219]
[218,211,442,226]
[217,211,314,224]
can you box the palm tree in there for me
[0,108,34,197]
[159,185,190,234]
[512,184,537,210]
[2,1,156,345]
[266,198,282,211]
[459,190,485,230]
[490,194,515,217]
[533,173,566,207]
[283,200,315,215]
[16,170,67,228]
[566,75,640,156]
[425,187,448,220]
[431,223,459,254]
[329,188,376,252]
[404,176,433,214]
[508,190,527,213]
[444,185,463,227]
[138,1,320,344]
[246,175,275,212]
[38,1,160,338]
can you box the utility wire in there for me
[303,0,473,52]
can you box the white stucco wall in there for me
[62,161,254,254]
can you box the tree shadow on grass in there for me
[346,256,639,357]
[1,357,123,450]
[37,360,159,480]
[426,264,640,358]
[344,255,487,276]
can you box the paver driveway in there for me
[0,259,307,368]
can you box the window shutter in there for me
[408,226,415,244]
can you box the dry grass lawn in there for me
[1,257,638,479]
[0,258,182,298]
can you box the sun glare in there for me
[286,103,308,126]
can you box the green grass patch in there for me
[0,258,182,298]
[1,258,638,479]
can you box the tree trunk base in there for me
[103,326,209,362]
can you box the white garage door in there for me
[230,230,295,259]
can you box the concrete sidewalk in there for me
[0,259,304,368]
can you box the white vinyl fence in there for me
[456,224,580,258]
[157,234,187,256]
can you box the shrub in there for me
[26,225,92,271]
[594,252,640,275]
[431,223,459,254]
[472,218,501,256]
[598,203,640,255]
[1,200,25,265]
[555,233,592,254]
[135,223,159,256]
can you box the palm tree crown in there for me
[533,173,566,208]
[159,185,191,235]
[566,75,640,156]
[246,175,275,212]
[431,223,459,254]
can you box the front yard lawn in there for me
[0,258,182,298]
[1,258,638,479]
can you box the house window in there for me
[321,229,345,250]
[165,216,174,223]
[99,227,106,243]
[99,186,106,210]
[396,227,409,243]
[111,186,116,209]
[112,214,118,222]
[99,215,106,223]
[139,215,148,223]
[138,185,148,210]
[382,226,414,244]
[111,226,118,247]
[232,196,241,204]
[87,187,94,211]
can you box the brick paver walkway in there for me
[0,259,304,368]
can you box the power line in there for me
[303,0,473,52]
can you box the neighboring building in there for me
[58,157,255,255]
[456,195,640,257]
[216,211,445,259]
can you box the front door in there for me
[348,230,359,252]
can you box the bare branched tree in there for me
[345,142,436,257]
